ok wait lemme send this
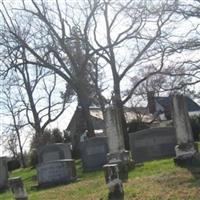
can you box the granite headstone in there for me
[129,127,177,163]
[172,95,199,164]
[0,157,8,190]
[37,143,71,163]
[80,136,108,171]
[36,143,76,187]
[37,159,76,186]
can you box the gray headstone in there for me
[80,137,108,171]
[37,159,76,187]
[37,143,71,163]
[172,95,197,159]
[0,157,8,190]
[105,107,124,154]
[8,177,28,200]
[104,107,130,181]
[129,127,176,163]
[36,143,76,187]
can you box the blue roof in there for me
[155,96,200,112]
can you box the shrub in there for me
[7,159,21,172]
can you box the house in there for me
[66,107,105,156]
[147,91,200,120]
[66,106,153,156]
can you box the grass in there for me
[1,158,200,200]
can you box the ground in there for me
[1,158,200,200]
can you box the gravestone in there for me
[172,95,199,164]
[129,127,176,163]
[80,136,108,171]
[0,157,8,190]
[36,143,76,187]
[9,177,28,200]
[105,107,124,154]
[37,143,71,163]
[103,163,124,200]
[37,159,76,187]
[104,107,129,182]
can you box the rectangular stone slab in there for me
[80,137,108,171]
[129,127,176,163]
[0,157,8,189]
[37,143,72,163]
[37,159,76,187]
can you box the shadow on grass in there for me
[31,178,81,191]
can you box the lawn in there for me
[1,159,200,200]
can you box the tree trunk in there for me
[16,129,26,168]
[77,89,95,138]
[113,84,129,150]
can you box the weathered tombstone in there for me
[37,143,71,163]
[103,163,124,200]
[0,157,8,190]
[105,107,125,154]
[80,136,108,171]
[129,127,176,163]
[9,177,28,200]
[36,143,76,187]
[37,159,76,187]
[104,107,129,182]
[172,95,199,165]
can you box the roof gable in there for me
[155,96,200,112]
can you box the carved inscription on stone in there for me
[37,161,68,185]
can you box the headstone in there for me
[36,143,76,187]
[172,95,199,163]
[9,177,28,200]
[129,127,176,163]
[104,107,129,182]
[103,163,124,200]
[107,150,129,181]
[105,107,124,154]
[37,143,71,163]
[80,137,108,171]
[37,159,76,187]
[0,157,8,190]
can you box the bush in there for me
[7,159,21,172]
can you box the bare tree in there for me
[86,0,178,148]
[2,0,190,151]
[0,41,72,147]
[0,0,102,137]
[0,85,27,167]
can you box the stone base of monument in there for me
[174,143,200,167]
[37,159,76,187]
[103,163,124,200]
[107,150,129,182]
[8,177,28,200]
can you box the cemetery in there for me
[0,95,200,199]
[1,0,200,199]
